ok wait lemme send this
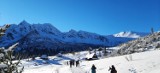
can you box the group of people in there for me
[91,64,117,73]
[66,59,117,73]
[66,60,80,68]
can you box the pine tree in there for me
[0,24,24,73]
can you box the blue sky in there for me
[0,0,160,35]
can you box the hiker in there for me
[70,60,72,68]
[108,65,117,73]
[66,61,69,65]
[76,60,80,67]
[91,64,96,73]
[72,60,75,66]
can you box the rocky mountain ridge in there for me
[0,21,149,52]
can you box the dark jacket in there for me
[109,65,117,73]
[91,65,96,73]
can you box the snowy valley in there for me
[20,31,160,73]
[1,0,159,73]
[21,49,160,73]
[1,21,160,73]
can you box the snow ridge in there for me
[113,31,148,38]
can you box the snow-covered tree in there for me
[103,47,107,56]
[0,25,24,73]
[98,47,102,57]
[88,47,92,54]
[0,24,10,37]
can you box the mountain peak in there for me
[69,29,77,33]
[20,20,29,24]
[113,31,149,38]
[19,20,30,26]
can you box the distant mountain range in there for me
[0,21,149,53]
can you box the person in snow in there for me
[108,65,117,73]
[72,60,75,66]
[69,60,72,68]
[76,60,80,67]
[91,64,96,73]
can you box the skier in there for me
[91,64,96,73]
[108,65,117,73]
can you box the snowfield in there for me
[21,50,160,73]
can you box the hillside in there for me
[117,32,160,55]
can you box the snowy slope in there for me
[21,50,160,73]
[63,30,109,45]
[117,32,160,55]
[0,21,63,47]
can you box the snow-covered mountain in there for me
[0,21,149,53]
[113,31,148,38]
